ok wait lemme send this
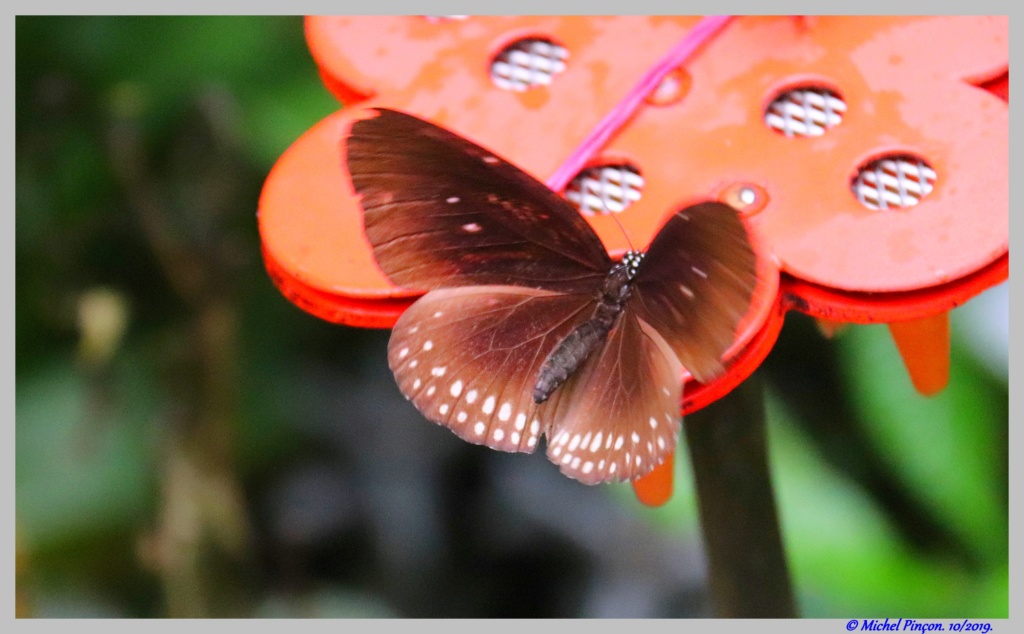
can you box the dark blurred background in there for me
[15,16,1008,618]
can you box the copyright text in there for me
[844,619,992,634]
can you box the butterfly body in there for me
[533,252,641,404]
[346,108,757,485]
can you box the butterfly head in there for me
[621,251,644,280]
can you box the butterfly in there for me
[345,108,757,485]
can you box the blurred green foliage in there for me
[16,16,1007,618]
[636,315,1008,617]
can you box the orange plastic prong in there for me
[632,450,674,507]
[815,318,848,339]
[887,312,951,396]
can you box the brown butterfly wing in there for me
[386,285,597,453]
[542,312,684,484]
[347,109,612,293]
[631,202,757,383]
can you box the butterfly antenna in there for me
[608,212,636,253]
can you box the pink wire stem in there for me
[545,15,734,192]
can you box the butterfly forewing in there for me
[387,285,596,453]
[347,109,612,292]
[544,313,684,484]
[631,202,757,383]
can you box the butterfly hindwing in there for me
[387,285,596,453]
[631,202,757,383]
[543,312,684,484]
[347,109,612,292]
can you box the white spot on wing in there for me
[590,432,602,452]
[446,196,460,203]
[474,422,485,436]
[457,411,467,422]
[493,428,505,441]
[461,222,482,233]
[399,347,409,359]
[582,461,593,474]
[482,396,496,414]
[440,404,449,415]
[514,413,526,431]
[431,366,446,377]
[450,380,463,397]
[426,386,436,396]
[498,403,512,421]
[614,435,624,450]
[649,416,658,429]
[423,340,433,351]
[466,390,478,404]
[568,434,582,451]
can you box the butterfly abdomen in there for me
[533,319,609,403]
[533,258,640,403]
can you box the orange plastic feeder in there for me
[258,16,1007,506]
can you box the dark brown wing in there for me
[347,109,612,293]
[387,285,597,453]
[543,312,684,484]
[630,202,757,383]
